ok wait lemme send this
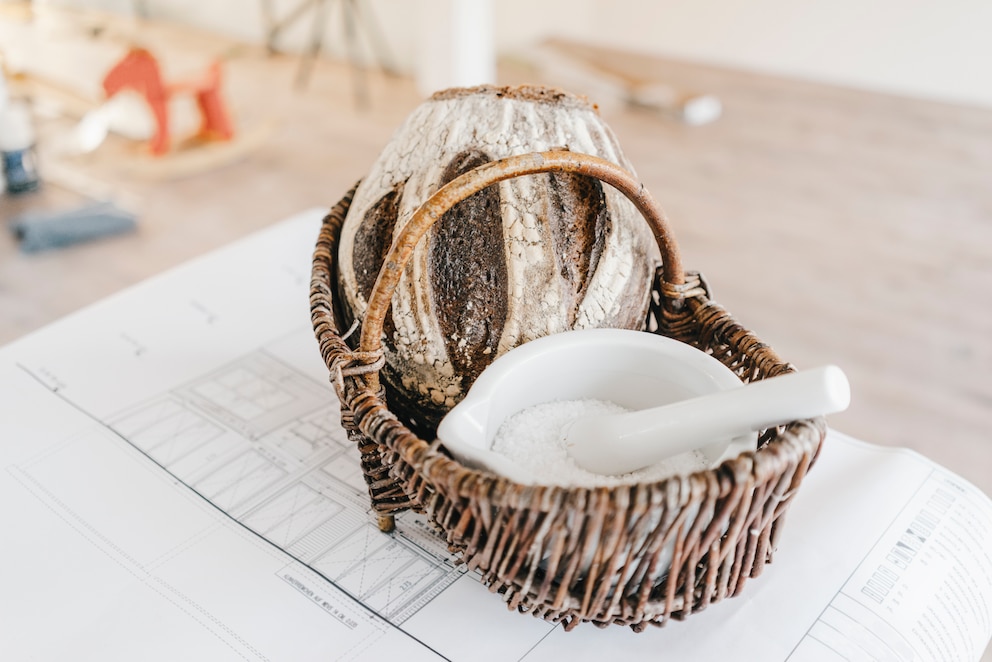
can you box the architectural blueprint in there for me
[107,346,467,626]
[1,209,990,661]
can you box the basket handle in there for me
[358,149,685,389]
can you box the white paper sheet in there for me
[1,208,990,661]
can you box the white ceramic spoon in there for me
[564,365,850,475]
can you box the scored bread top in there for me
[336,84,657,433]
[429,84,599,113]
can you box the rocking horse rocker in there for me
[101,47,235,156]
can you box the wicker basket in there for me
[310,150,825,631]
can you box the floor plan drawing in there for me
[106,346,467,627]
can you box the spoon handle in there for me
[566,365,849,475]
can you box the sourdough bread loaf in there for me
[336,85,661,434]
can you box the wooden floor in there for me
[3,8,991,523]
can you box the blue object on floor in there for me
[10,201,137,253]
[1,147,40,194]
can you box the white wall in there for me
[45,0,992,109]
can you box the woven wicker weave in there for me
[310,151,825,631]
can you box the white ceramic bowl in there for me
[436,328,756,484]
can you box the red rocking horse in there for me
[102,47,235,156]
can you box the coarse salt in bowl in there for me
[436,328,756,485]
